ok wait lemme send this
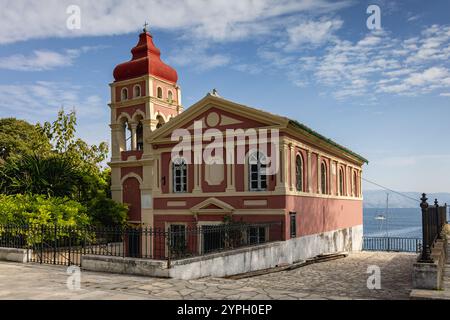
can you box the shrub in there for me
[0,194,90,227]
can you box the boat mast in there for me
[385,192,389,237]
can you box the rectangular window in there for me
[248,227,266,245]
[202,224,225,253]
[173,161,187,193]
[290,212,297,238]
[249,153,267,191]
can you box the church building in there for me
[108,27,368,255]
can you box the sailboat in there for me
[374,193,389,236]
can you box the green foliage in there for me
[88,193,128,227]
[0,194,90,227]
[0,118,51,164]
[39,109,108,173]
[0,153,83,197]
[0,110,127,228]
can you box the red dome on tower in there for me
[113,30,178,83]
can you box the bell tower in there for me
[109,25,182,226]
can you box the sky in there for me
[0,0,449,193]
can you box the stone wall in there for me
[81,224,363,280]
[412,238,447,290]
[0,248,31,263]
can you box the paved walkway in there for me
[0,251,416,300]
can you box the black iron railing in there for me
[419,194,448,262]
[363,236,422,253]
[0,222,283,266]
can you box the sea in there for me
[363,208,422,238]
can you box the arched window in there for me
[168,90,173,102]
[339,168,344,196]
[136,118,143,151]
[120,118,131,151]
[321,161,327,194]
[173,158,187,193]
[134,85,141,98]
[156,115,165,129]
[157,87,163,99]
[121,88,128,101]
[249,151,267,191]
[353,171,358,197]
[296,154,303,192]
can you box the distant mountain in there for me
[363,190,450,208]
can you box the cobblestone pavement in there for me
[0,252,415,300]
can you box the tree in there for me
[38,110,110,200]
[0,110,128,227]
[0,118,51,164]
[0,153,83,197]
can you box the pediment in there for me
[190,197,234,214]
[147,94,289,143]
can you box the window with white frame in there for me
[296,154,303,192]
[321,161,327,194]
[168,90,173,102]
[121,88,128,101]
[339,168,344,195]
[248,151,267,191]
[173,158,187,193]
[248,226,266,244]
[157,87,163,99]
[134,85,141,98]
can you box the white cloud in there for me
[0,81,105,119]
[440,92,450,97]
[0,0,352,45]
[167,44,230,71]
[0,46,106,71]
[0,50,69,71]
[258,22,450,100]
[285,18,343,50]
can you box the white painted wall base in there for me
[81,224,363,280]
[0,248,31,263]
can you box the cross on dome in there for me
[143,21,149,33]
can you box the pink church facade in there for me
[109,29,368,253]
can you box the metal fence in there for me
[0,222,283,266]
[363,236,422,253]
[419,194,448,262]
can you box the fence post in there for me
[167,229,171,269]
[420,193,432,262]
[40,225,44,264]
[53,224,57,265]
[435,199,442,240]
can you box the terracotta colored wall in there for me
[115,80,146,102]
[154,103,178,120]
[285,195,363,238]
[122,177,141,221]
[201,162,227,192]
[121,150,143,161]
[116,104,146,120]
[154,195,286,210]
[153,79,178,104]
[121,166,143,180]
